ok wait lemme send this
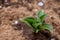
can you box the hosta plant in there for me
[22,10,53,33]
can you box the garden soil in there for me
[0,0,60,40]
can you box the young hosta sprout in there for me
[22,10,53,33]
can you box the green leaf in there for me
[32,22,41,28]
[33,28,40,33]
[22,17,37,29]
[39,24,53,32]
[37,10,45,18]
[40,14,47,22]
[37,10,47,22]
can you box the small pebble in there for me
[0,6,2,9]
[5,0,8,2]
[19,18,22,21]
[14,20,19,24]
[49,16,54,19]
[42,0,46,3]
[38,2,44,7]
[51,38,55,40]
[33,9,38,12]
[34,9,38,12]
[49,16,52,18]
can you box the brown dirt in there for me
[0,0,60,40]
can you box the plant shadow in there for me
[12,20,33,40]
